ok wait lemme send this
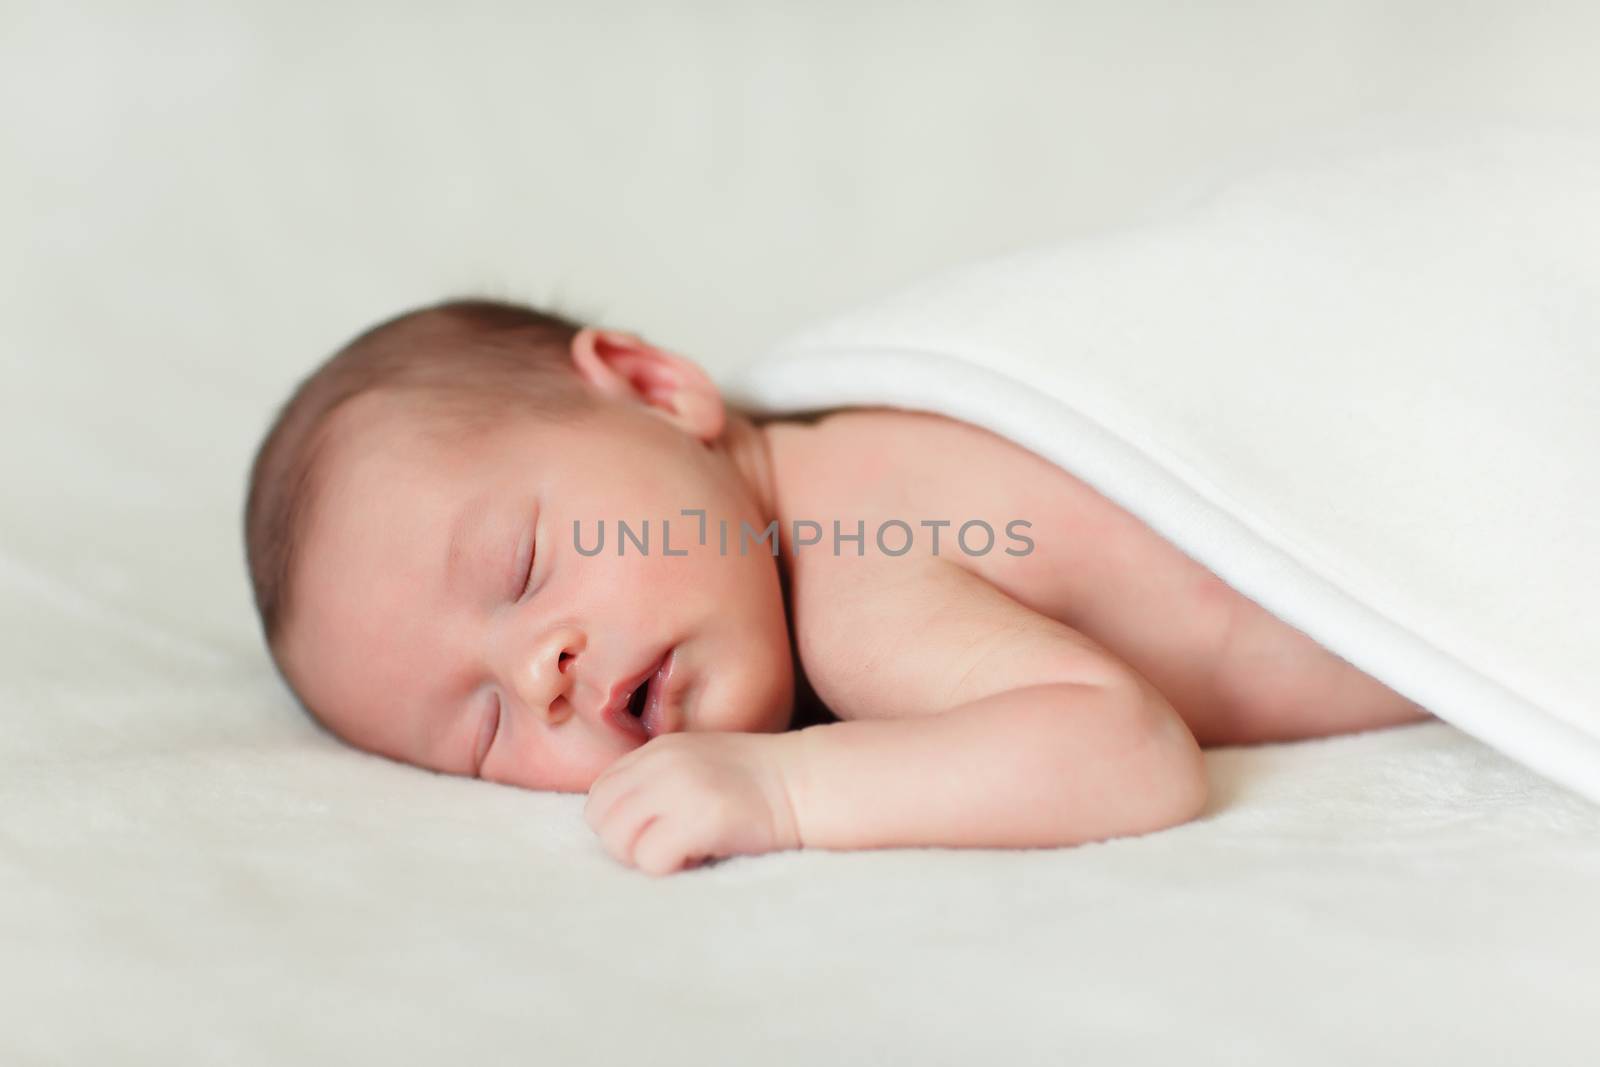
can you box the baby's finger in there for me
[583,773,636,830]
[583,757,646,825]
[630,816,703,877]
[590,787,659,867]
[587,742,651,788]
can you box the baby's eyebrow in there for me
[441,492,495,597]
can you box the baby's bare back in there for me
[770,407,1429,746]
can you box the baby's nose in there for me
[509,624,586,720]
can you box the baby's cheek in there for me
[736,642,796,733]
[486,731,598,794]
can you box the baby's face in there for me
[277,387,796,792]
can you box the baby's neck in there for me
[716,411,782,533]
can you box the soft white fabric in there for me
[8,707,1600,1062]
[728,124,1600,805]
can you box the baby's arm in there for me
[584,557,1207,874]
[784,681,1203,851]
[784,557,1207,852]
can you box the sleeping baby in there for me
[244,298,1431,875]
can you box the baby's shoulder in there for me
[771,406,1077,522]
[772,407,1135,715]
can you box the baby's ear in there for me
[568,327,726,443]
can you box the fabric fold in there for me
[725,123,1600,802]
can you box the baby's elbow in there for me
[1155,736,1210,832]
[1120,683,1209,834]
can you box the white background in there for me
[7,2,1600,646]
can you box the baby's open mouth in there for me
[605,648,675,741]
[625,677,650,719]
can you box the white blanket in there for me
[727,123,1600,804]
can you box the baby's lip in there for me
[599,649,671,741]
[640,648,680,738]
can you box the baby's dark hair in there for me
[243,297,592,659]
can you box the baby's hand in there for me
[583,732,805,876]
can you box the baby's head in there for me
[244,299,795,791]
